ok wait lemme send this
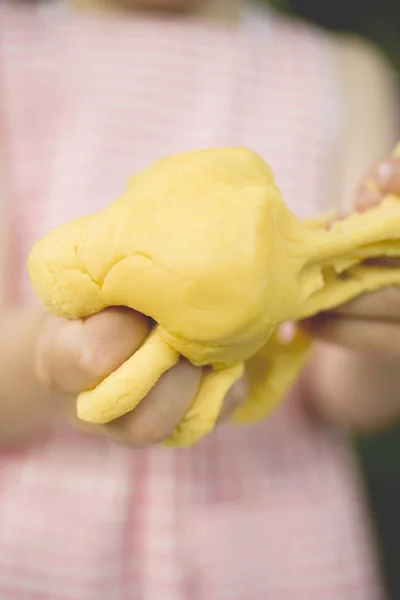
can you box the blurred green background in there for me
[268,0,400,70]
[266,2,400,598]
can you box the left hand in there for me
[302,158,400,433]
[305,155,400,359]
[300,155,400,432]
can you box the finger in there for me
[102,360,202,447]
[326,285,400,323]
[355,188,383,213]
[217,377,248,423]
[62,394,104,437]
[37,307,150,395]
[304,314,400,360]
[354,160,383,212]
[355,158,400,212]
[376,158,400,195]
[304,344,400,432]
[326,211,347,229]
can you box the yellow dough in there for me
[28,144,400,446]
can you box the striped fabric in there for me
[0,2,385,598]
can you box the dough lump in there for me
[28,145,400,446]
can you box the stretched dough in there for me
[28,144,400,446]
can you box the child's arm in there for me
[303,35,400,431]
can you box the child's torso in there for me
[0,3,384,599]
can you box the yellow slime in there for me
[28,144,400,446]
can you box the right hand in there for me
[34,308,246,446]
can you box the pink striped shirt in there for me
[0,2,385,598]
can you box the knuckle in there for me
[68,337,108,384]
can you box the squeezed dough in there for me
[28,144,400,446]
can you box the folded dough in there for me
[28,144,400,446]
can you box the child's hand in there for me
[307,155,400,357]
[35,308,246,446]
[303,155,400,431]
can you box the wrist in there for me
[0,308,59,444]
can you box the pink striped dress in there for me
[0,1,386,598]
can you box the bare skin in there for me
[303,158,400,432]
[35,308,245,445]
[0,0,398,446]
